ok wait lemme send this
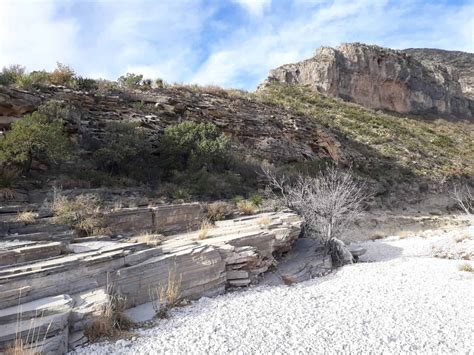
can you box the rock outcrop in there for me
[0,86,41,129]
[402,48,474,100]
[260,43,473,118]
[0,85,343,164]
[0,201,303,353]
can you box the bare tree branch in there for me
[263,165,370,245]
[451,184,473,215]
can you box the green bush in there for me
[118,73,143,89]
[0,65,26,86]
[0,112,71,173]
[16,70,49,89]
[93,121,154,175]
[159,121,230,172]
[250,193,263,207]
[73,77,98,91]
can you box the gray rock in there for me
[260,43,473,119]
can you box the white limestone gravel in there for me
[73,225,474,354]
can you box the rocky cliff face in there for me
[402,48,474,100]
[260,43,473,118]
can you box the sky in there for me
[0,0,473,90]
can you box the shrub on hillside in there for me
[93,121,154,175]
[0,65,26,86]
[48,62,75,86]
[0,111,71,173]
[118,73,143,89]
[159,121,230,172]
[73,76,98,91]
[16,70,50,89]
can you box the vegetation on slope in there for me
[257,84,473,186]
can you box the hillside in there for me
[402,48,474,99]
[258,84,473,188]
[1,81,472,206]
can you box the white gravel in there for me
[74,226,474,354]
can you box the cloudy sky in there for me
[0,0,472,90]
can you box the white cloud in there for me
[232,0,272,16]
[0,0,79,71]
[192,0,474,89]
[0,0,471,90]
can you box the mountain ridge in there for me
[260,43,473,119]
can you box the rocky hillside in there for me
[260,43,473,119]
[402,48,474,99]
[1,82,472,203]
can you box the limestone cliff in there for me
[260,43,473,118]
[402,48,474,100]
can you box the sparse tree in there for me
[263,165,369,263]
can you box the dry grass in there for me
[237,200,256,215]
[4,311,52,355]
[458,263,474,273]
[52,188,105,236]
[129,233,162,246]
[15,211,37,224]
[257,216,271,227]
[149,269,182,319]
[84,284,132,342]
[198,219,214,240]
[206,202,232,222]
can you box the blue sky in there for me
[0,0,472,90]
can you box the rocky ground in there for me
[72,220,474,354]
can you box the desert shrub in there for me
[0,65,25,86]
[206,201,232,222]
[171,187,191,200]
[169,168,243,199]
[257,216,271,227]
[16,70,49,89]
[142,78,152,90]
[84,285,132,341]
[237,200,256,215]
[155,78,164,88]
[16,211,37,224]
[149,269,182,319]
[198,219,213,240]
[159,121,230,172]
[96,79,119,94]
[118,73,143,89]
[73,76,98,91]
[93,121,154,176]
[0,111,71,173]
[250,193,263,207]
[52,190,106,236]
[48,62,75,86]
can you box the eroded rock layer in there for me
[0,207,302,354]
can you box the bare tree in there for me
[263,165,369,246]
[451,183,473,215]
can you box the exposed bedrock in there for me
[0,207,303,353]
[260,43,473,118]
